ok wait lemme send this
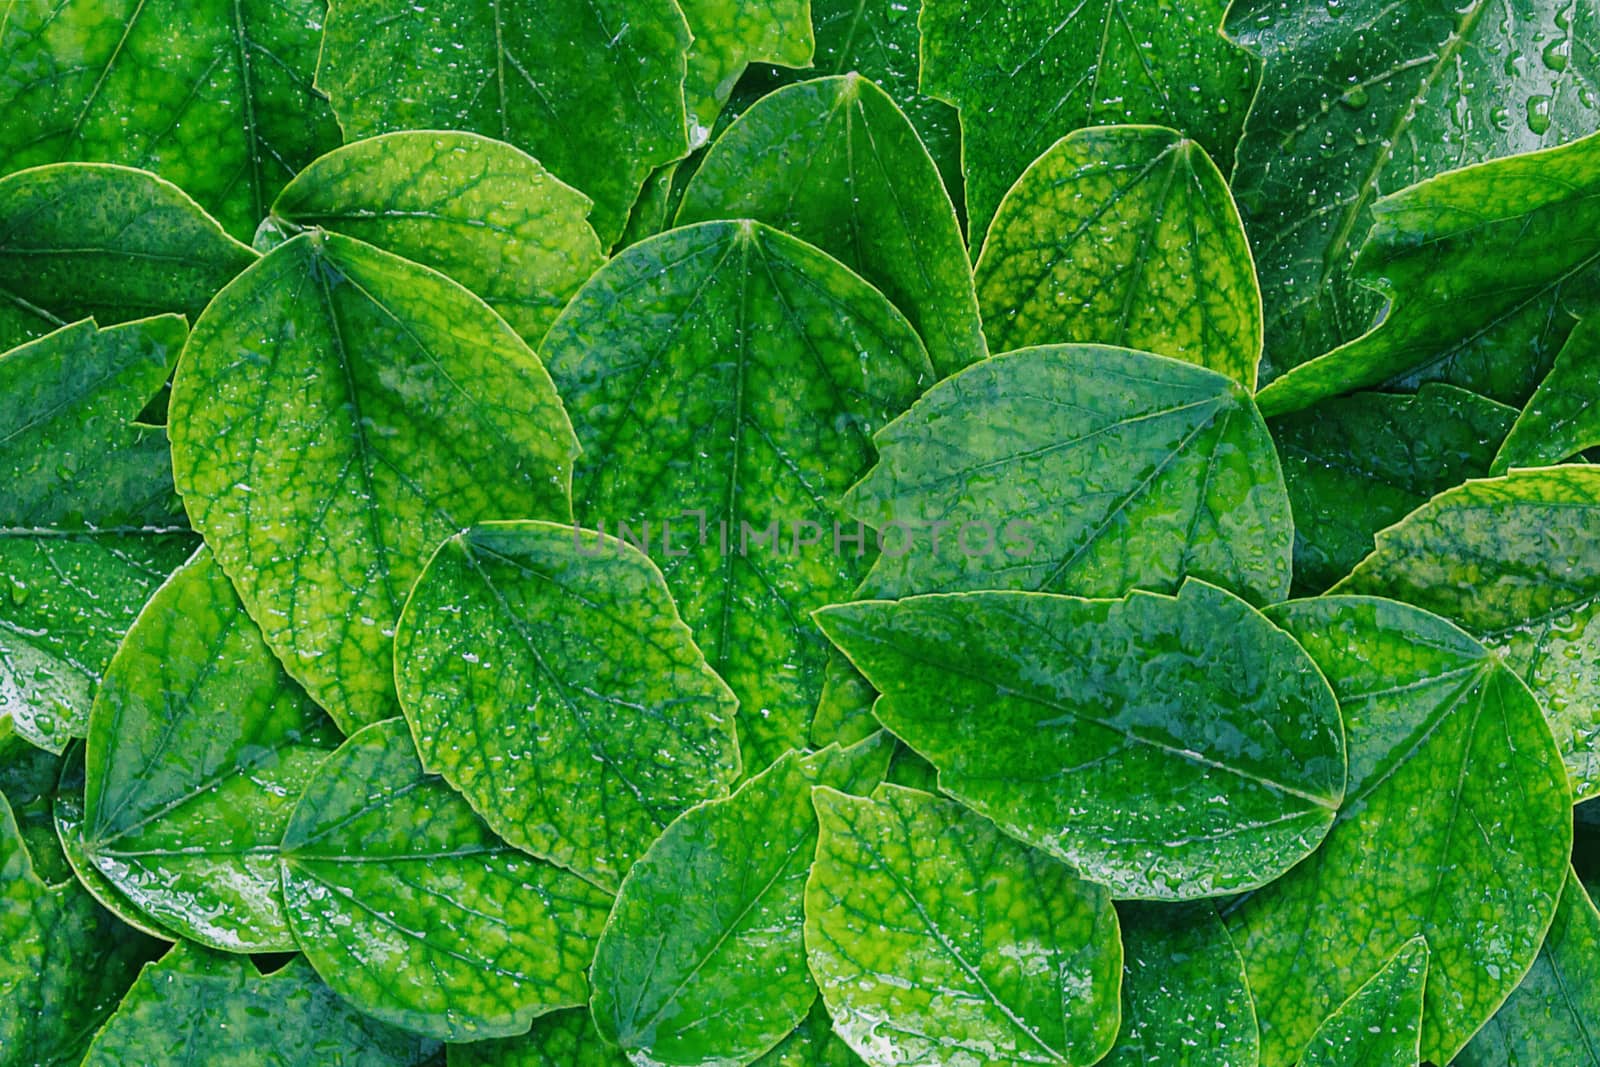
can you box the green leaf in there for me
[750,1000,864,1067]
[1228,596,1571,1066]
[1101,903,1258,1067]
[317,0,692,248]
[281,719,613,1042]
[0,164,256,352]
[678,74,985,377]
[447,1009,626,1067]
[80,944,442,1066]
[816,580,1344,900]
[394,521,741,891]
[975,126,1260,387]
[0,791,159,1067]
[169,231,577,732]
[1255,129,1600,419]
[678,0,814,148]
[75,549,339,952]
[262,132,606,347]
[844,344,1293,605]
[1,317,198,752]
[805,784,1122,1067]
[1271,383,1516,594]
[1227,0,1600,382]
[810,652,881,750]
[541,220,932,770]
[1458,870,1600,1067]
[1336,467,1600,800]
[1298,939,1428,1067]
[919,0,1256,246]
[0,734,70,885]
[1493,317,1600,473]
[589,737,891,1067]
[0,0,341,241]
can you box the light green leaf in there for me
[169,231,577,732]
[1494,317,1600,473]
[589,737,891,1067]
[1299,939,1428,1067]
[975,126,1260,387]
[1255,129,1600,419]
[816,581,1344,900]
[1,317,198,752]
[1271,383,1515,594]
[1458,870,1600,1066]
[80,944,441,1066]
[0,0,341,240]
[448,1009,626,1067]
[1101,903,1258,1066]
[810,653,880,750]
[919,0,1256,246]
[0,791,158,1067]
[1336,467,1600,799]
[395,521,741,891]
[844,344,1293,605]
[1228,596,1571,1066]
[317,0,692,248]
[0,164,255,352]
[281,719,613,1042]
[806,784,1122,1067]
[261,132,606,347]
[541,220,932,771]
[678,74,985,377]
[678,0,814,148]
[1227,0,1600,383]
[75,549,339,952]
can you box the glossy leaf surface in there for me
[1298,939,1428,1067]
[679,0,814,148]
[1493,316,1600,473]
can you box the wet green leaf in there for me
[80,944,441,1066]
[394,521,741,891]
[0,733,70,885]
[589,737,891,1067]
[679,0,814,148]
[844,344,1293,604]
[447,1009,626,1067]
[1458,870,1600,1067]
[0,791,158,1067]
[0,164,256,352]
[317,0,692,247]
[975,126,1260,387]
[678,74,985,376]
[263,132,606,347]
[1336,467,1600,800]
[1271,383,1515,594]
[541,220,932,770]
[1227,0,1600,382]
[1493,317,1600,473]
[1255,129,1600,418]
[76,550,339,952]
[281,719,613,1042]
[1298,939,1427,1067]
[1101,903,1258,1067]
[169,232,577,732]
[919,0,1256,246]
[749,1000,864,1067]
[815,580,1345,900]
[1,317,197,752]
[806,784,1122,1067]
[0,0,341,240]
[1228,596,1571,1066]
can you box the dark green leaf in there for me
[394,521,741,891]
[447,1009,626,1067]
[0,0,341,240]
[976,125,1260,386]
[678,74,985,376]
[281,719,613,1042]
[1298,939,1427,1067]
[815,581,1345,900]
[750,1000,865,1067]
[541,220,932,770]
[169,232,577,731]
[1229,596,1570,1066]
[0,732,70,885]
[679,0,814,148]
[1493,316,1600,473]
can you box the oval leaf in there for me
[395,521,741,891]
[280,719,613,1042]
[816,580,1345,900]
[169,231,578,731]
